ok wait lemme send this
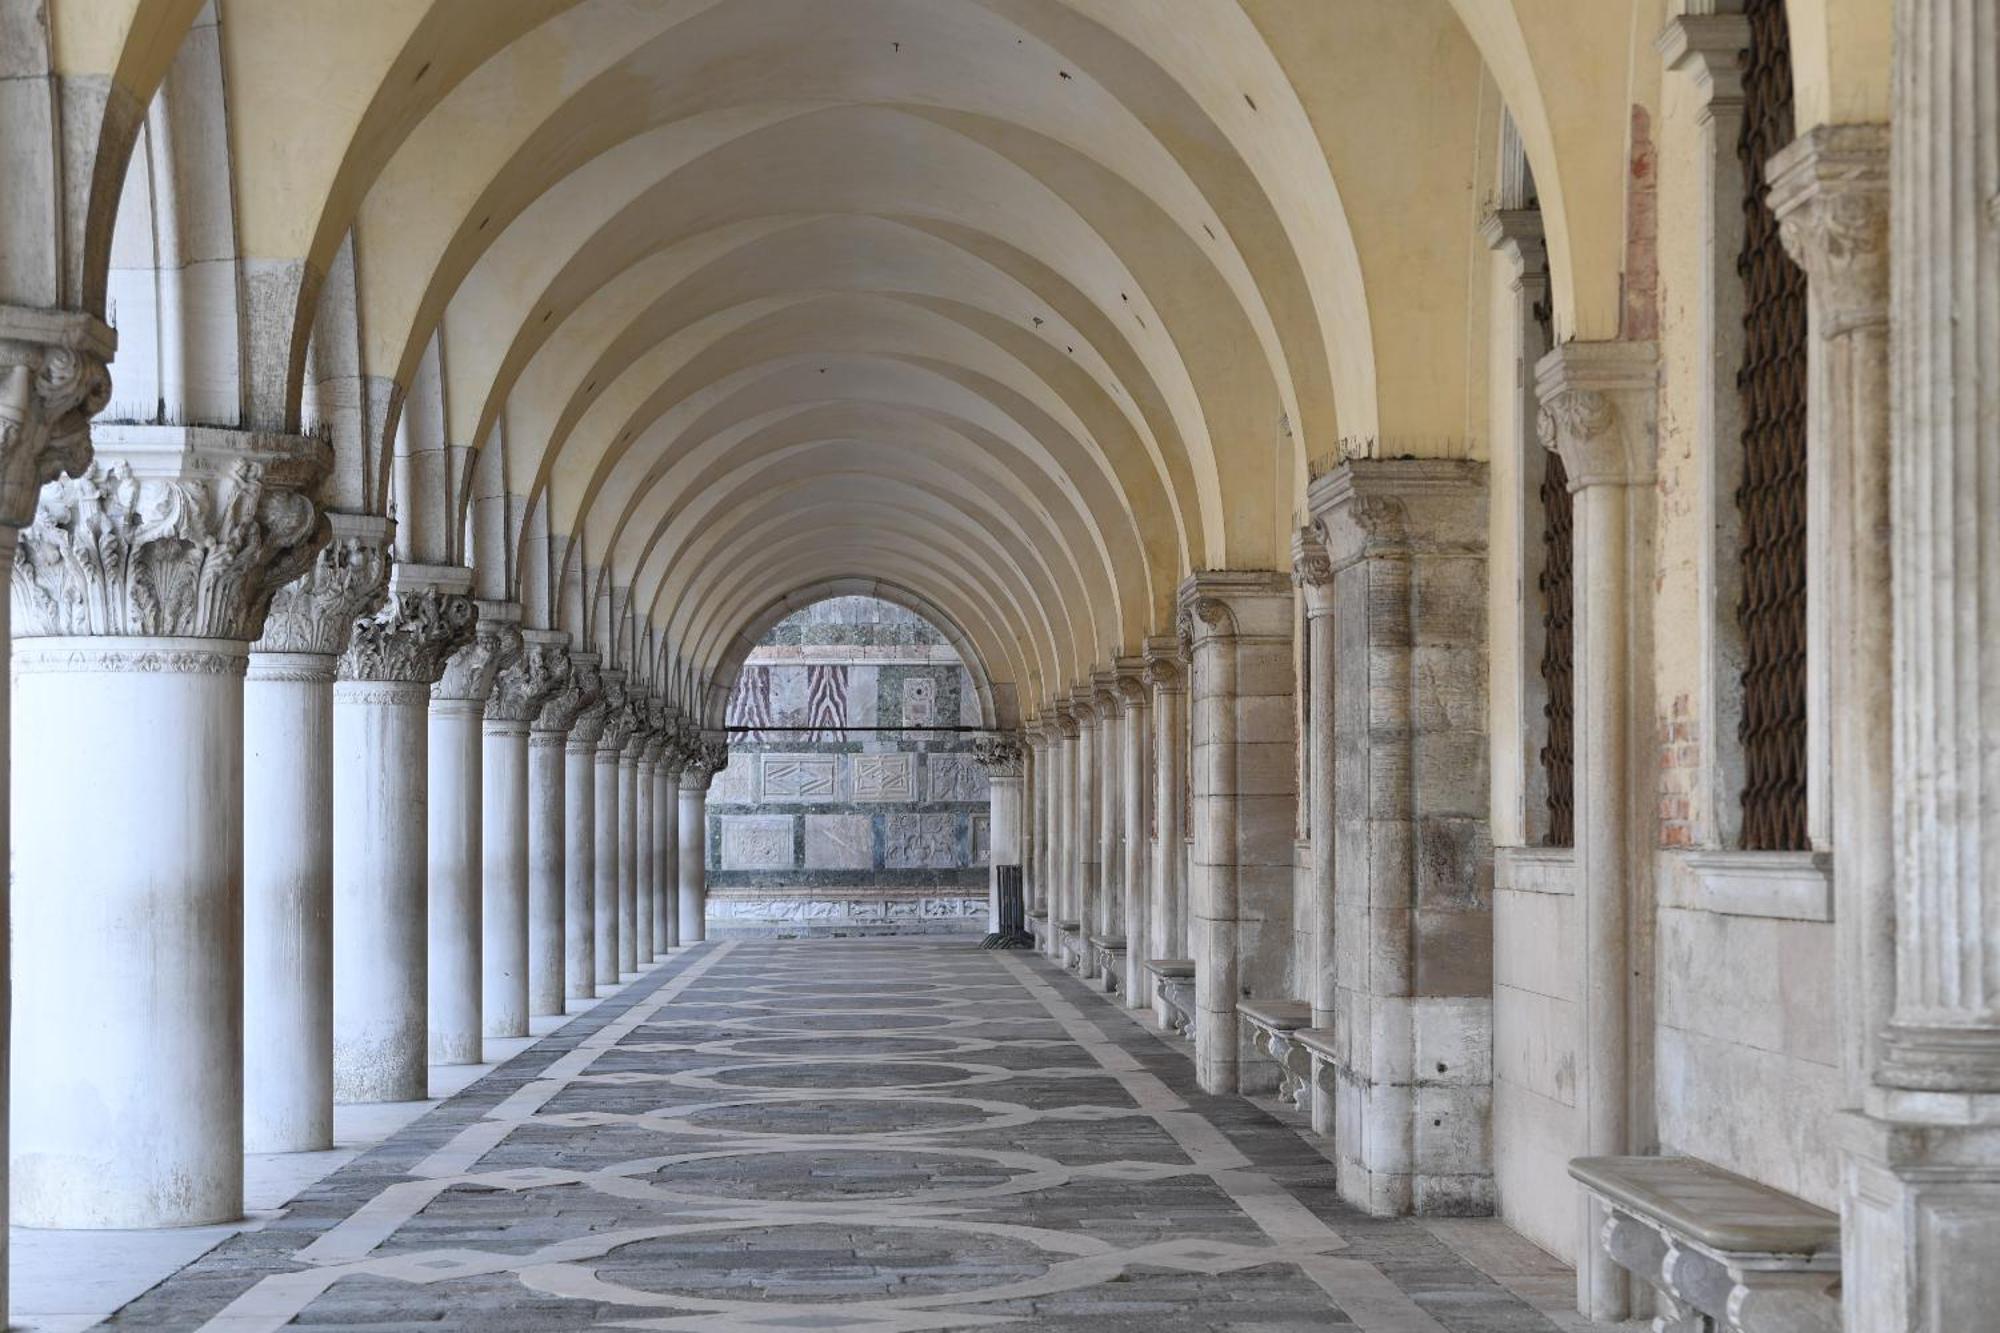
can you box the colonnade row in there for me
[0,417,731,1234]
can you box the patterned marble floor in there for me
[107,939,1572,1331]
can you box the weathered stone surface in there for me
[720,815,795,870]
[804,813,874,869]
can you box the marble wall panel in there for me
[926,752,988,802]
[720,815,796,870]
[849,753,915,801]
[709,758,754,805]
[885,813,961,868]
[805,814,875,869]
[760,753,839,803]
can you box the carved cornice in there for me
[488,629,570,724]
[1051,704,1081,739]
[1306,459,1487,567]
[1141,633,1185,693]
[1091,669,1120,718]
[1656,14,1749,123]
[434,598,521,703]
[0,305,114,529]
[254,511,393,656]
[537,651,600,734]
[1767,123,1890,337]
[1174,570,1292,652]
[14,427,332,641]
[1534,341,1659,490]
[1112,656,1148,709]
[974,732,1026,778]
[1291,524,1335,615]
[338,582,477,685]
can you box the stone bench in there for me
[1055,920,1084,973]
[1569,1156,1840,1333]
[1089,934,1126,993]
[1240,999,1313,1111]
[1026,909,1048,944]
[1293,1027,1340,1135]
[1144,959,1196,1040]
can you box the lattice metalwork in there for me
[1538,445,1575,848]
[1735,0,1809,851]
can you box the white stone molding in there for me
[1769,123,1892,1110]
[0,303,113,528]
[252,511,394,658]
[433,597,521,704]
[1669,849,1833,922]
[337,565,477,685]
[14,426,331,642]
[488,629,571,727]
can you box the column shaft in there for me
[1094,683,1120,943]
[679,783,708,942]
[1148,646,1189,1021]
[618,750,639,974]
[1073,709,1096,973]
[1117,669,1151,1002]
[660,765,682,948]
[595,750,620,984]
[527,731,567,1014]
[565,739,598,997]
[428,698,484,1063]
[481,720,530,1037]
[635,752,654,964]
[244,656,336,1151]
[14,641,247,1226]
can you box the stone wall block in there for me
[1415,909,1495,996]
[1416,815,1492,909]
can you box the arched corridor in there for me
[0,0,1993,1328]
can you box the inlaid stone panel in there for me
[720,815,796,870]
[804,814,874,870]
[925,752,988,802]
[885,813,961,868]
[849,753,915,801]
[760,753,838,803]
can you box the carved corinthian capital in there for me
[538,651,601,735]
[254,511,394,656]
[1292,524,1335,615]
[14,426,332,641]
[590,669,633,753]
[337,571,478,686]
[973,732,1025,778]
[1533,340,1659,490]
[434,599,522,703]
[1767,124,1890,337]
[489,630,570,725]
[0,305,114,529]
[680,739,729,789]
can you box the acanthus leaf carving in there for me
[0,306,114,529]
[537,654,601,734]
[433,613,522,703]
[15,442,332,642]
[254,524,393,656]
[973,732,1025,778]
[337,586,477,685]
[488,636,570,723]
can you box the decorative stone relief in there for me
[804,814,874,869]
[925,752,989,802]
[972,814,992,864]
[850,752,914,801]
[0,305,113,529]
[14,432,332,642]
[254,513,393,656]
[681,739,729,791]
[973,733,1025,778]
[488,633,570,724]
[589,672,630,751]
[536,653,600,734]
[338,586,478,685]
[434,608,522,703]
[760,753,838,802]
[885,812,961,868]
[901,675,936,726]
[719,816,796,870]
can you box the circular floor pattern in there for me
[670,1009,970,1034]
[659,1092,1038,1139]
[620,1143,1061,1205]
[670,1058,1012,1094]
[696,1033,997,1059]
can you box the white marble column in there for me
[333,566,477,1103]
[1146,642,1189,1024]
[618,728,642,976]
[1115,662,1151,1002]
[525,643,582,1017]
[1178,572,1296,1097]
[633,723,657,966]
[680,740,724,942]
[1536,343,1657,1318]
[558,655,605,1001]
[974,734,1025,933]
[243,513,392,1152]
[593,669,631,987]
[0,305,109,1291]
[1832,6,2000,1324]
[1026,729,1048,917]
[482,629,565,1037]
[428,600,518,1064]
[14,423,328,1227]
[658,738,683,949]
[1093,673,1122,946]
